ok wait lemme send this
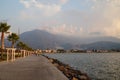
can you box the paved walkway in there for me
[0,55,68,80]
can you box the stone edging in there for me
[43,55,91,80]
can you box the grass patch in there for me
[0,53,7,61]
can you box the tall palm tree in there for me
[7,33,19,48]
[0,22,10,49]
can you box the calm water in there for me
[44,53,120,80]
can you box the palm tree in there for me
[0,22,10,49]
[17,41,24,49]
[17,41,33,50]
[7,33,19,48]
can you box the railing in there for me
[0,48,33,62]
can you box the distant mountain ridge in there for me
[80,41,120,50]
[20,29,120,50]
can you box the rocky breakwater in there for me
[43,55,91,80]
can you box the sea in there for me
[44,53,120,80]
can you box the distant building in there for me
[57,49,66,53]
[86,50,93,53]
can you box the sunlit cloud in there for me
[104,19,120,37]
[20,0,68,16]
[18,0,120,38]
[72,0,120,37]
[39,24,84,36]
[60,0,68,4]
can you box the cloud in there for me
[38,0,120,37]
[104,19,120,37]
[84,0,120,37]
[18,0,120,38]
[39,24,84,36]
[20,0,68,16]
[20,0,31,8]
[60,0,68,4]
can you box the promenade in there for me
[0,55,68,80]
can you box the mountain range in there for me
[19,29,120,50]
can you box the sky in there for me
[0,0,120,38]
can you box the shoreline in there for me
[43,55,91,80]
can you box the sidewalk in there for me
[0,55,68,80]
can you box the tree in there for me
[0,22,10,49]
[7,33,19,48]
[17,41,25,49]
[17,41,33,51]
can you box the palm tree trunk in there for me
[12,42,14,48]
[1,32,5,49]
[1,32,4,59]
